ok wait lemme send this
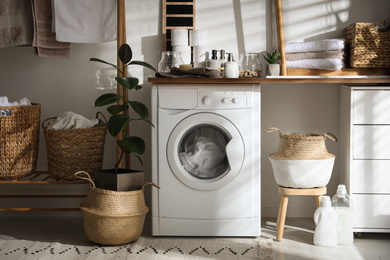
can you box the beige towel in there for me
[31,0,71,57]
[0,0,34,47]
[286,50,344,61]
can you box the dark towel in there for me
[156,67,223,78]
[31,0,70,57]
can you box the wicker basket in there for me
[75,171,160,245]
[42,113,107,180]
[0,104,41,180]
[265,127,338,160]
[345,22,390,68]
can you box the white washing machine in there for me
[151,83,261,237]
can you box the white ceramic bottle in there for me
[313,196,338,246]
[224,53,239,78]
[331,184,354,245]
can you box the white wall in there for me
[1,0,389,218]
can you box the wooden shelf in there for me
[0,171,88,212]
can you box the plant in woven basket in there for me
[90,43,156,174]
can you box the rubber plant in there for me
[263,50,280,64]
[90,43,156,173]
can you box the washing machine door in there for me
[167,113,244,191]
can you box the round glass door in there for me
[167,113,245,190]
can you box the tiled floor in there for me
[0,215,389,259]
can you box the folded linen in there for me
[285,39,345,53]
[286,50,344,61]
[156,67,223,78]
[53,0,116,43]
[48,111,99,130]
[286,59,344,70]
[0,0,34,48]
[31,0,70,57]
[0,96,31,106]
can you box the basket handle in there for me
[142,182,161,190]
[42,117,57,129]
[74,171,96,189]
[96,111,107,123]
[264,127,282,135]
[324,133,338,143]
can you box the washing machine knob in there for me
[202,96,211,105]
[221,98,228,104]
[232,98,238,104]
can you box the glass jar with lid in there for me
[239,53,262,78]
[158,51,183,72]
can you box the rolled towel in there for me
[285,39,345,53]
[286,59,344,70]
[286,50,344,61]
[48,111,99,130]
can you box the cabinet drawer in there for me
[353,125,390,159]
[353,194,390,229]
[353,90,390,124]
[352,160,390,193]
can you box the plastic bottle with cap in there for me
[313,196,338,246]
[224,53,239,78]
[331,184,354,245]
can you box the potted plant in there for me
[263,50,280,76]
[90,43,156,191]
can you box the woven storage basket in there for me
[75,171,160,246]
[345,22,390,68]
[265,127,337,160]
[265,127,338,188]
[42,112,106,180]
[0,103,41,180]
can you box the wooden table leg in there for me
[276,194,289,241]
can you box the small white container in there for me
[224,53,239,78]
[269,156,335,188]
[314,196,338,246]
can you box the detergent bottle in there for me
[313,196,338,246]
[332,184,354,245]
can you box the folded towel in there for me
[285,39,345,53]
[286,50,344,61]
[156,67,224,78]
[31,0,71,57]
[286,59,344,70]
[0,0,34,48]
[0,96,31,106]
[48,111,99,130]
[53,0,116,43]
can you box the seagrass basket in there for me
[0,104,41,179]
[345,22,390,68]
[75,171,160,246]
[42,112,106,180]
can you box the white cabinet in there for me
[340,86,390,233]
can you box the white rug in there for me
[0,236,274,260]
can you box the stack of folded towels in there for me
[285,39,345,70]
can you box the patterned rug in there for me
[0,236,274,260]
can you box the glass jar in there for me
[239,53,262,78]
[158,51,183,72]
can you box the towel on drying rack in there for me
[31,0,70,57]
[285,39,345,53]
[285,50,345,61]
[0,0,34,48]
[52,0,116,43]
[286,59,344,71]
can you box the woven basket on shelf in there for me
[42,112,107,180]
[75,171,160,246]
[345,22,390,68]
[0,104,41,180]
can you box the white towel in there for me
[53,0,116,43]
[286,59,344,70]
[48,111,99,130]
[285,39,345,53]
[0,97,31,106]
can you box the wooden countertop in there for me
[148,76,390,84]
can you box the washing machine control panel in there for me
[199,90,252,109]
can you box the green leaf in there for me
[122,136,145,156]
[107,104,128,115]
[129,60,156,72]
[118,44,132,64]
[116,77,139,90]
[90,58,122,73]
[95,93,121,107]
[107,114,130,137]
[129,101,149,120]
